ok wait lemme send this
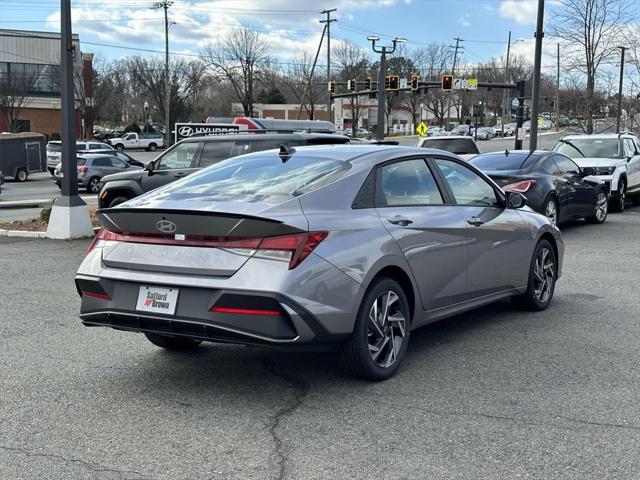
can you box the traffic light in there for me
[365,76,372,90]
[328,80,336,94]
[347,78,356,92]
[441,75,453,91]
[411,74,419,91]
[386,75,399,91]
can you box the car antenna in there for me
[505,149,510,156]
[279,144,296,163]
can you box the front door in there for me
[141,141,202,192]
[554,155,593,217]
[432,158,532,297]
[375,158,468,310]
[624,138,640,193]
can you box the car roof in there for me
[179,132,349,143]
[562,133,635,140]
[475,149,548,158]
[423,135,474,140]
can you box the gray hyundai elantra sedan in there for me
[76,145,563,380]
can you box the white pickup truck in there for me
[107,133,164,152]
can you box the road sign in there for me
[416,121,428,137]
[516,127,527,140]
[400,78,408,89]
[453,78,468,90]
[467,78,478,90]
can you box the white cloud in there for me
[499,0,538,24]
[458,15,471,27]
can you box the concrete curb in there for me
[0,199,52,209]
[0,229,48,238]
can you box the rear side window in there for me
[377,159,443,206]
[199,141,234,167]
[92,157,111,167]
[158,154,351,204]
[76,158,87,166]
[89,143,103,150]
[554,155,580,175]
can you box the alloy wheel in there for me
[595,191,608,221]
[89,178,100,193]
[367,290,407,368]
[533,247,555,304]
[619,181,626,211]
[545,199,558,225]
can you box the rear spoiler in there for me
[97,208,303,238]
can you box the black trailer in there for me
[0,132,47,182]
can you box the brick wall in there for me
[3,108,82,139]
[261,109,330,121]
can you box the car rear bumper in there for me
[75,247,364,347]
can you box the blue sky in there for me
[0,0,550,64]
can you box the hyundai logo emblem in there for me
[156,220,177,233]
[177,126,194,137]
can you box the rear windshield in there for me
[47,143,61,152]
[553,138,621,158]
[471,152,534,171]
[421,138,480,155]
[76,158,87,166]
[159,153,351,203]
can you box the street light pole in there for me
[369,36,405,141]
[616,46,627,134]
[46,0,93,239]
[528,0,545,152]
[152,1,173,147]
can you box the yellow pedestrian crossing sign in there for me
[416,121,428,137]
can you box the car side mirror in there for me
[145,161,154,173]
[506,191,527,209]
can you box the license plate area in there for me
[136,285,179,315]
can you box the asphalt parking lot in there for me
[1,206,639,479]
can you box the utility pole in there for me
[46,0,93,239]
[369,36,405,141]
[501,30,511,137]
[320,8,337,123]
[297,25,327,120]
[528,0,545,152]
[616,46,627,134]
[153,1,172,147]
[555,42,560,132]
[447,37,463,129]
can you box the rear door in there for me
[198,140,235,168]
[25,142,41,172]
[432,157,531,297]
[374,157,469,310]
[92,156,117,177]
[141,141,203,191]
[624,138,640,192]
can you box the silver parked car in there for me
[76,145,564,380]
[46,140,113,175]
[54,153,143,193]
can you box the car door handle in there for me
[387,216,413,226]
[466,216,485,227]
[174,172,187,177]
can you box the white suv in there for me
[552,133,640,212]
[46,140,113,175]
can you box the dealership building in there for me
[0,29,93,138]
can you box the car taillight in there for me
[86,228,328,269]
[503,179,536,193]
[86,227,118,253]
[257,232,328,269]
[78,166,88,174]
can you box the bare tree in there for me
[333,41,370,132]
[126,57,207,133]
[202,27,269,117]
[551,0,634,133]
[0,68,39,132]
[413,44,453,127]
[283,53,325,120]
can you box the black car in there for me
[98,132,351,208]
[471,150,608,225]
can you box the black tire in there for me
[15,168,28,182]
[511,239,557,311]
[144,333,202,350]
[586,189,608,224]
[115,144,125,151]
[48,168,55,176]
[148,143,157,152]
[108,195,129,208]
[339,278,411,381]
[542,195,559,226]
[87,176,101,193]
[610,177,626,213]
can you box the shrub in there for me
[123,122,142,134]
[40,204,52,224]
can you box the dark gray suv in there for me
[54,153,143,193]
[97,132,351,208]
